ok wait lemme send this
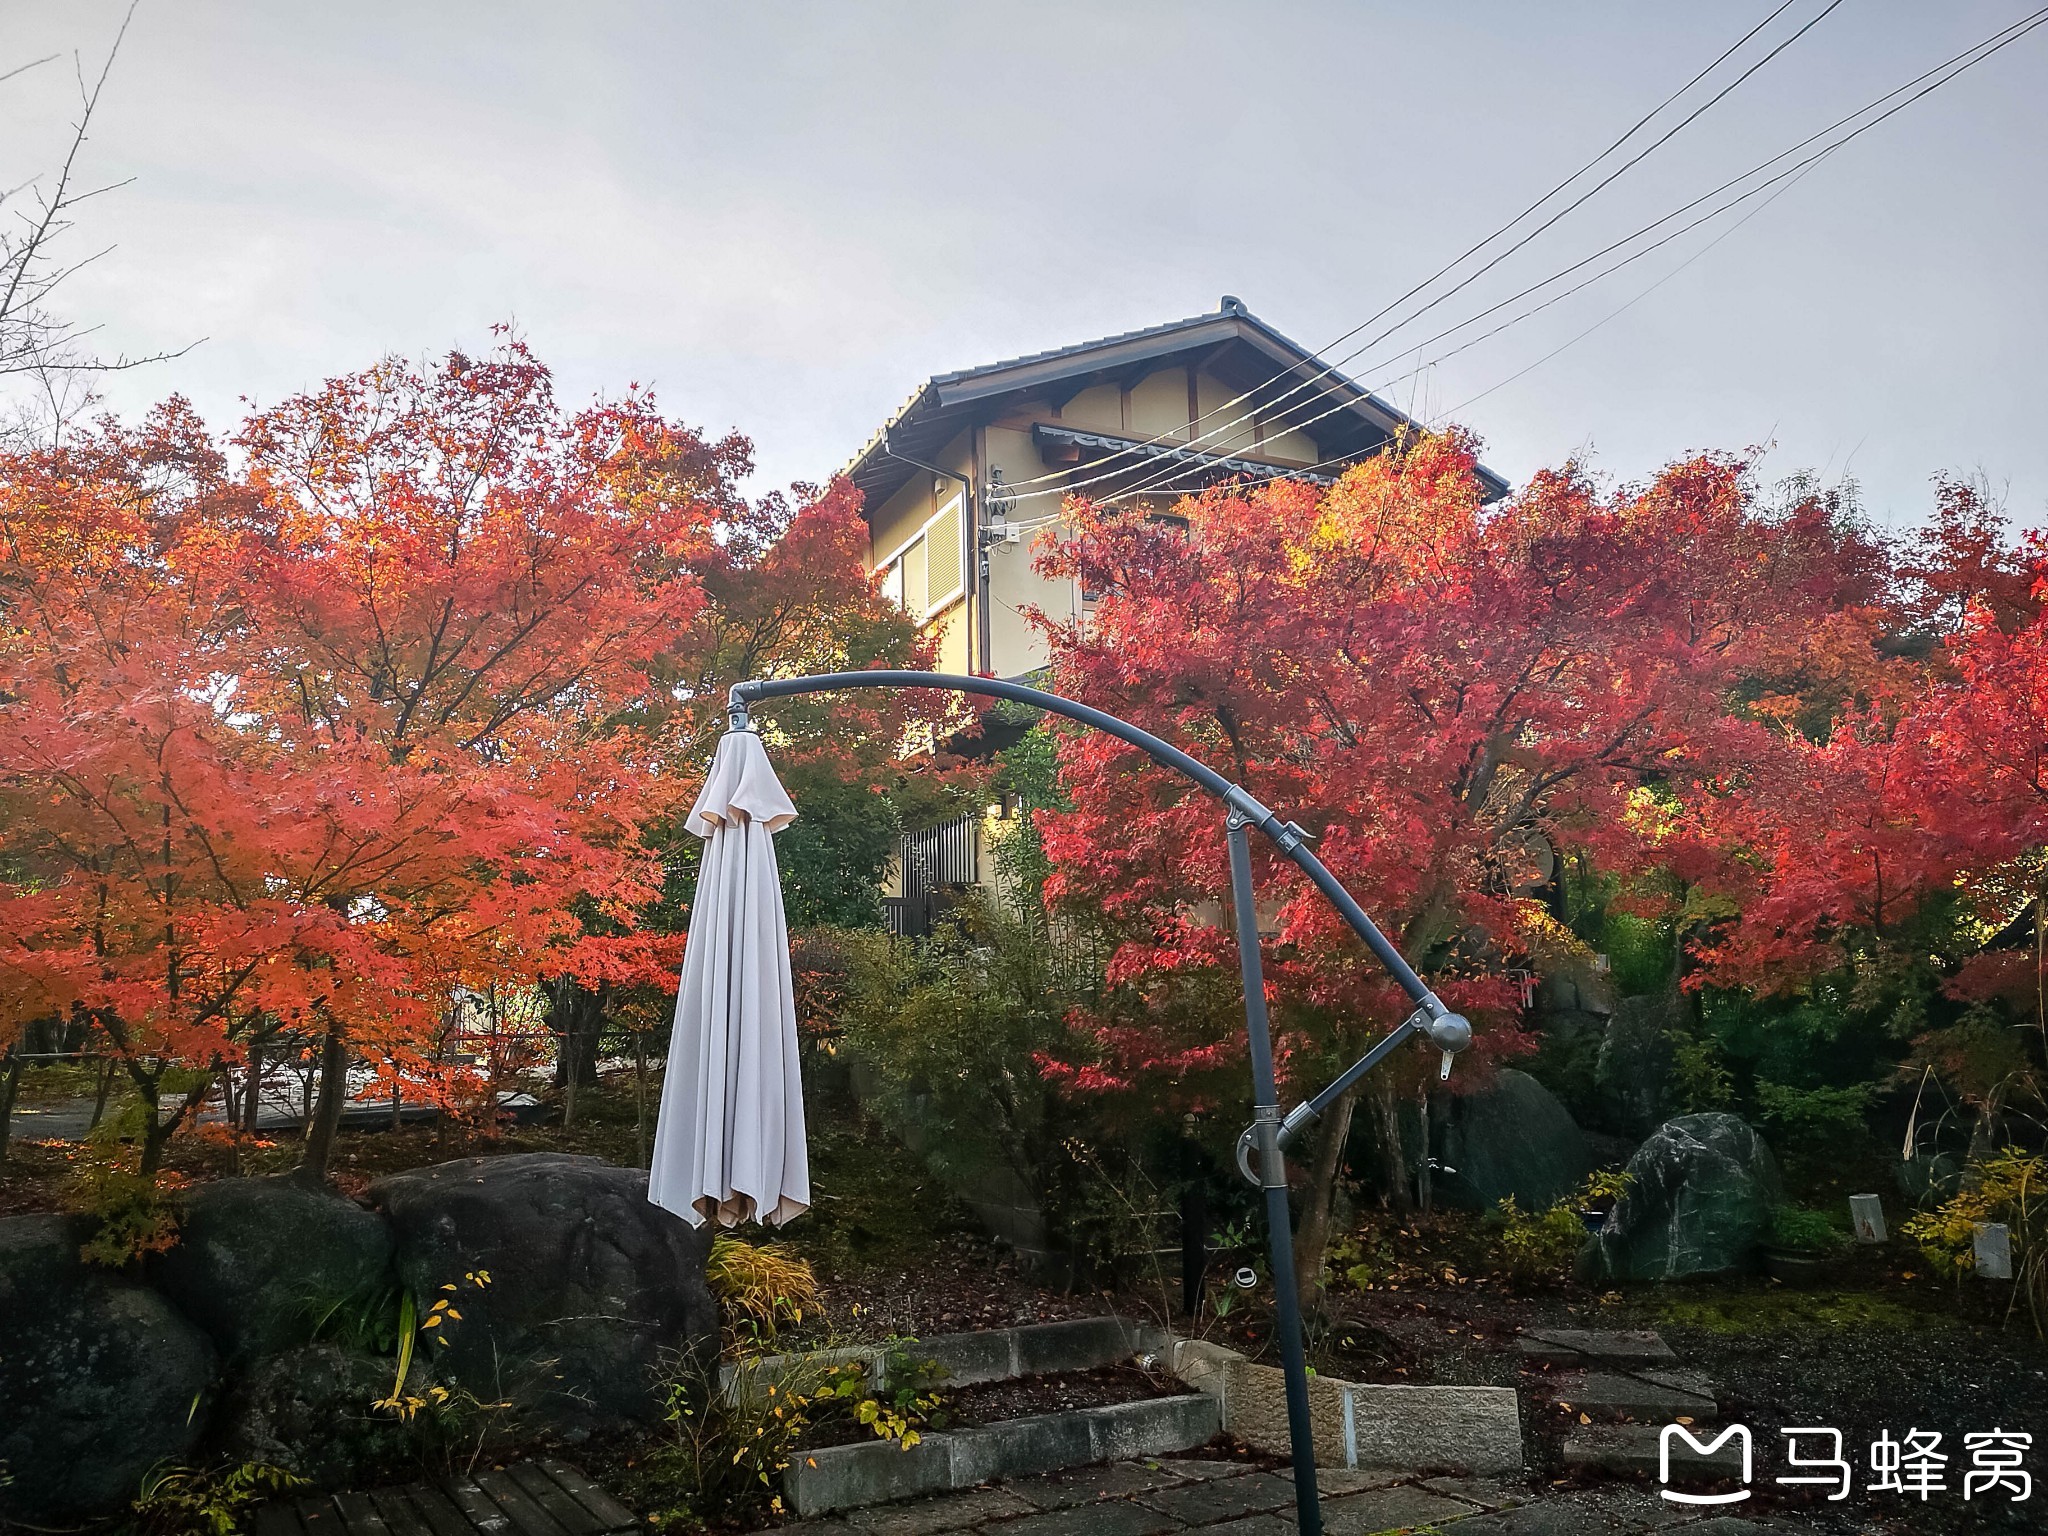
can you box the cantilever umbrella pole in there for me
[727,670,1472,1536]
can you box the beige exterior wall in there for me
[981,423,1075,677]
[868,428,973,675]
[1061,382,1124,435]
[1129,367,1191,439]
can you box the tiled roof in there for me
[840,299,1508,501]
[927,309,1227,388]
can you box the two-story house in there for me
[843,297,1507,931]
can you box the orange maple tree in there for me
[0,349,723,1176]
[0,340,953,1181]
[1029,436,1887,1297]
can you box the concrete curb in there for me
[729,1314,1162,1403]
[783,1393,1220,1516]
[1162,1334,1523,1475]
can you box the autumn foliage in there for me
[0,341,948,1177]
[5,334,2045,1271]
[1034,438,1882,1085]
[1024,442,2048,1302]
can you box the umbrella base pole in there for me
[1227,816,1323,1535]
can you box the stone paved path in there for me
[783,1456,1798,1535]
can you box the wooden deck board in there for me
[333,1490,394,1536]
[533,1461,638,1533]
[298,1497,342,1536]
[473,1469,573,1536]
[252,1500,308,1536]
[367,1488,434,1536]
[261,1462,631,1536]
[438,1477,515,1536]
[402,1484,478,1536]
[502,1464,603,1536]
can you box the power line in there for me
[989,0,1820,499]
[1095,5,2047,506]
[1084,8,1887,505]
[1430,167,1821,423]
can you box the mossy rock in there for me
[368,1153,716,1436]
[217,1343,430,1487]
[1432,1068,1592,1212]
[152,1175,397,1361]
[0,1214,217,1523]
[1581,1113,1781,1282]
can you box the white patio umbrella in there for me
[648,728,810,1228]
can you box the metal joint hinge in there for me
[1235,1104,1287,1189]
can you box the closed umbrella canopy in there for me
[648,728,810,1228]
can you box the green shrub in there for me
[1486,1171,1632,1287]
[1766,1204,1849,1254]
[832,895,1093,1226]
[1903,1148,2047,1335]
[127,1462,306,1536]
[1755,1079,1877,1154]
[1669,1033,1734,1113]
[1488,1196,1588,1286]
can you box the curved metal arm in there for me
[732,667,1469,1536]
[731,670,1458,1020]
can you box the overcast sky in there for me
[5,1,2044,528]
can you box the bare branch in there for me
[2,3,196,442]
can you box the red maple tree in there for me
[1,339,967,1183]
[1679,482,2048,1148]
[1030,435,1886,1297]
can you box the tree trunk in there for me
[1415,1082,1434,1214]
[296,1029,350,1184]
[1291,1087,1359,1314]
[135,1062,215,1181]
[1371,1080,1412,1213]
[89,1054,114,1130]
[549,979,608,1094]
[0,1047,24,1165]
[633,1030,649,1169]
[137,1083,170,1179]
[241,1042,264,1132]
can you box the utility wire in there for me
[1089,5,2046,507]
[989,0,1817,498]
[1000,0,1846,513]
[1430,167,1821,423]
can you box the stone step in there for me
[1515,1327,1676,1367]
[1549,1367,1718,1421]
[1563,1423,1749,1482]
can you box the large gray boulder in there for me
[152,1175,395,1360]
[0,1214,217,1523]
[1433,1068,1592,1213]
[1582,1114,1781,1282]
[367,1153,716,1436]
[1595,995,1680,1137]
[218,1343,428,1487]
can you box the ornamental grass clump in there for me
[706,1235,823,1342]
